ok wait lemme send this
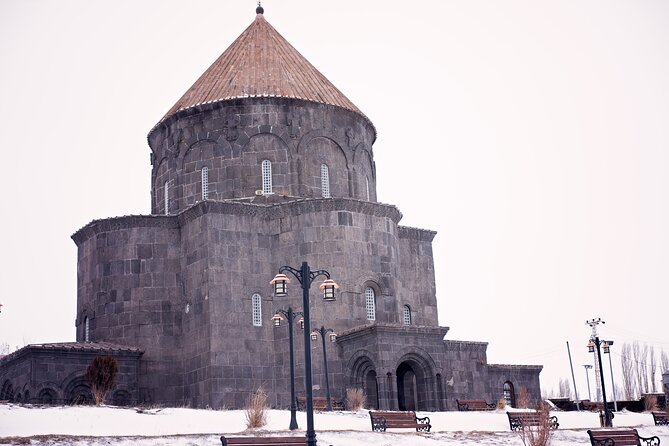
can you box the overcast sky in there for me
[1,0,668,399]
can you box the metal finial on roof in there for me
[256,1,264,14]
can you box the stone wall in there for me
[148,99,377,215]
[0,342,142,405]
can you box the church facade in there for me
[0,8,541,410]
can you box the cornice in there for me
[73,198,405,245]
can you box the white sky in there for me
[1,405,667,445]
[1,0,668,400]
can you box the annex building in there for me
[0,7,542,410]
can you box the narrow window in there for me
[321,164,330,198]
[403,305,411,325]
[201,167,209,200]
[84,317,90,342]
[365,177,370,201]
[164,181,169,215]
[262,160,273,195]
[365,287,376,321]
[252,293,262,326]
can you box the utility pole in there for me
[586,317,612,427]
[566,341,581,410]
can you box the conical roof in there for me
[157,10,370,127]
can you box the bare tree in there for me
[558,378,572,399]
[640,344,650,394]
[620,343,636,400]
[649,345,657,393]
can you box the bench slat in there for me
[507,411,559,431]
[652,411,668,426]
[368,410,431,433]
[456,399,496,411]
[587,428,661,446]
[221,436,306,446]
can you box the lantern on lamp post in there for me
[271,262,338,446]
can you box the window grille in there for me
[321,164,330,198]
[262,160,273,194]
[84,317,90,342]
[164,181,169,215]
[365,287,376,321]
[403,305,411,325]
[201,167,209,200]
[365,177,370,201]
[252,293,262,326]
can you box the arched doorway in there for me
[503,381,516,408]
[365,370,379,409]
[396,362,418,411]
[395,353,436,411]
[345,351,379,410]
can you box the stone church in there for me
[0,7,542,410]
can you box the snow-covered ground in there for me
[0,404,667,445]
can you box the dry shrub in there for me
[518,401,554,446]
[84,355,118,406]
[644,395,658,412]
[518,387,530,409]
[497,398,507,410]
[244,387,268,429]
[346,388,365,411]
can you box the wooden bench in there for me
[507,411,559,431]
[368,410,431,432]
[587,428,661,446]
[583,401,605,412]
[296,396,344,411]
[220,436,306,446]
[456,398,496,411]
[652,411,668,426]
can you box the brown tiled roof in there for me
[157,11,369,127]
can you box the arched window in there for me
[365,177,370,201]
[403,305,411,325]
[321,164,330,198]
[503,381,516,407]
[262,160,273,195]
[252,293,262,326]
[164,181,169,215]
[201,167,209,200]
[365,287,376,321]
[84,316,90,342]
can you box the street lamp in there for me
[271,262,338,446]
[311,326,337,411]
[271,307,304,430]
[586,318,612,427]
[584,364,593,401]
[602,340,618,412]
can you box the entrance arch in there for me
[365,370,379,409]
[396,362,417,411]
[394,350,438,411]
[345,350,379,409]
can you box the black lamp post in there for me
[586,318,612,427]
[271,307,304,430]
[602,340,618,412]
[311,326,337,412]
[271,262,338,446]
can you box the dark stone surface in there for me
[1,89,542,411]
